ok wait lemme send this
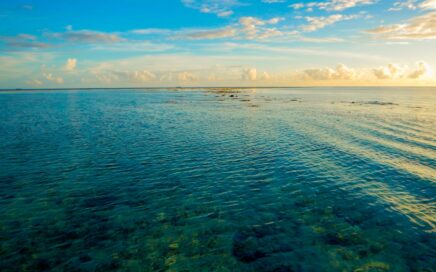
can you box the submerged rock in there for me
[342,101,398,106]
[364,101,398,106]
[232,232,266,263]
[323,230,365,246]
[79,254,92,263]
[354,261,390,272]
[169,243,179,250]
[33,259,51,271]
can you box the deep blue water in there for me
[0,88,435,271]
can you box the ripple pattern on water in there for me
[0,88,435,271]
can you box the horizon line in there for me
[1,86,436,92]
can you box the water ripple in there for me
[0,88,435,271]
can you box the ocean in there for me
[0,87,435,271]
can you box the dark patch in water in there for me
[342,101,398,106]
[232,223,297,264]
[323,231,365,246]
[82,194,118,211]
[233,232,267,263]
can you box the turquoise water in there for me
[0,88,435,271]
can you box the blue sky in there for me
[0,0,435,88]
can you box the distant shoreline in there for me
[1,86,435,92]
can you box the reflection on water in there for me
[0,87,435,271]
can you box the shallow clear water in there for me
[0,87,435,271]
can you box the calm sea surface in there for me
[0,88,435,271]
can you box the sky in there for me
[0,0,435,88]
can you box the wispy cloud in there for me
[421,0,436,10]
[182,28,237,39]
[1,1,435,88]
[222,42,387,61]
[390,0,436,11]
[48,30,124,43]
[26,79,42,86]
[302,14,358,32]
[239,16,284,39]
[290,0,375,12]
[91,41,174,52]
[367,12,436,40]
[130,29,173,35]
[297,36,344,43]
[181,0,241,17]
[22,5,33,10]
[132,17,285,41]
[262,0,285,3]
[0,34,52,49]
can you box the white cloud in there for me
[129,18,345,41]
[297,36,344,42]
[290,3,305,9]
[90,69,156,84]
[15,57,435,88]
[181,0,239,17]
[408,61,433,78]
[131,18,284,40]
[44,73,64,84]
[49,30,124,43]
[262,0,285,3]
[131,27,237,40]
[302,14,357,32]
[390,0,436,11]
[373,63,405,79]
[420,0,436,10]
[335,64,356,79]
[239,17,269,37]
[290,0,375,12]
[0,34,51,49]
[65,58,77,71]
[367,12,436,40]
[112,70,156,82]
[91,71,119,84]
[26,79,43,86]
[372,62,433,80]
[304,67,336,80]
[130,28,173,35]
[303,64,356,80]
[218,10,234,17]
[183,28,237,39]
[239,16,284,39]
[178,71,198,81]
[131,70,156,82]
[389,0,418,11]
[242,68,257,80]
[91,41,173,52]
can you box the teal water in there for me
[0,88,435,271]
